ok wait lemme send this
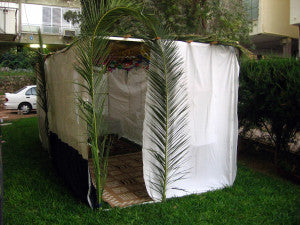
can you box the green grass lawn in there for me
[1,117,300,225]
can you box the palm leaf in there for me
[74,36,111,208]
[144,31,190,201]
[75,0,189,206]
[36,29,50,152]
[74,0,144,209]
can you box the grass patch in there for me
[0,70,34,77]
[2,118,300,224]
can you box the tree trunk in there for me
[191,0,207,34]
[199,0,207,33]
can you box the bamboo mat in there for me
[89,152,152,208]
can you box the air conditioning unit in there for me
[63,29,76,37]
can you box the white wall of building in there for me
[0,2,18,34]
[290,0,300,25]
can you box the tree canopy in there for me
[145,0,250,42]
[80,0,251,43]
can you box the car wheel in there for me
[19,103,32,114]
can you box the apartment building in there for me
[244,0,300,57]
[290,0,300,56]
[0,0,80,50]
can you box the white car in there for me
[4,85,37,114]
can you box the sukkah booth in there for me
[38,37,239,208]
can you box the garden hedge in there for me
[239,57,299,175]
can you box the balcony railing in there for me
[22,24,80,36]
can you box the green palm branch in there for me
[74,0,144,208]
[74,35,111,208]
[36,29,50,152]
[75,0,189,207]
[144,32,190,202]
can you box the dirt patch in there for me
[238,137,300,184]
[0,96,4,110]
[238,150,277,177]
[0,109,37,121]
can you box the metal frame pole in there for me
[0,118,3,225]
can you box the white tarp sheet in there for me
[143,41,239,200]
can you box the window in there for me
[25,89,31,95]
[42,7,51,25]
[52,8,61,26]
[42,7,62,34]
[25,88,36,96]
[42,6,53,33]
[31,87,37,95]
[42,6,79,34]
[243,0,259,21]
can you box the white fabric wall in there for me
[42,47,148,160]
[107,68,147,145]
[142,41,239,200]
[44,49,89,159]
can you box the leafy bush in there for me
[0,47,36,70]
[239,57,300,164]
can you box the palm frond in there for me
[144,32,190,201]
[36,29,47,112]
[36,29,50,152]
[74,0,144,208]
[75,0,189,206]
[74,35,111,208]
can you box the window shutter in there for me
[52,8,61,26]
[42,7,51,25]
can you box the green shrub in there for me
[0,47,36,70]
[239,57,300,164]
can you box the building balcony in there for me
[0,2,80,47]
